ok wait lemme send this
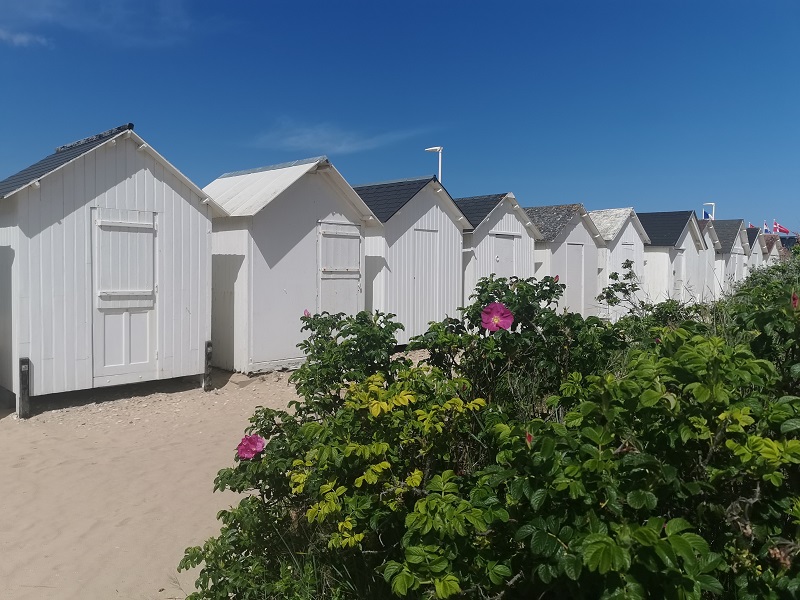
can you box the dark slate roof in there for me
[0,123,134,199]
[352,176,435,223]
[523,203,585,242]
[712,219,744,253]
[637,211,694,246]
[454,194,508,228]
[746,227,761,249]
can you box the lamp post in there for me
[425,146,443,182]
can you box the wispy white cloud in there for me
[0,0,195,48]
[0,28,48,47]
[253,120,428,155]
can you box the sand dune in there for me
[0,370,299,600]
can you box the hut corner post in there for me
[18,358,31,419]
[203,341,212,391]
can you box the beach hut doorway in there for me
[91,209,158,386]
[566,243,585,315]
[492,233,515,278]
[318,221,363,315]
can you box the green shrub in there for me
[180,274,800,599]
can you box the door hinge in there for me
[155,350,158,359]
[155,284,158,294]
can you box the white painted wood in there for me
[1,131,213,400]
[463,196,537,305]
[540,214,603,317]
[91,209,157,386]
[642,219,706,304]
[366,183,465,345]
[210,162,372,373]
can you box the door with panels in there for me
[92,208,158,386]
[318,221,362,315]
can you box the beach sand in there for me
[0,369,300,600]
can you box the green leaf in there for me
[790,363,800,381]
[781,418,800,434]
[487,562,512,585]
[631,526,661,547]
[514,522,536,541]
[531,488,547,511]
[681,533,710,556]
[696,574,724,595]
[627,489,657,510]
[562,553,582,580]
[640,388,662,407]
[583,534,630,574]
[531,528,560,557]
[433,574,461,598]
[665,518,693,536]
[390,570,415,596]
[404,546,427,564]
[668,534,697,567]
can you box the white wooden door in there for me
[318,222,362,315]
[92,209,158,386]
[492,234,515,278]
[412,229,438,337]
[673,251,685,300]
[565,243,584,315]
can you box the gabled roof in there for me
[637,211,697,247]
[454,194,507,228]
[454,192,543,239]
[712,219,747,254]
[699,219,722,250]
[204,156,374,221]
[764,234,783,253]
[745,227,768,255]
[524,203,604,245]
[352,175,466,227]
[352,176,437,223]
[0,123,225,216]
[0,124,134,199]
[745,227,760,248]
[588,207,651,244]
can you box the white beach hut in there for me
[0,123,220,417]
[455,193,542,305]
[353,176,467,345]
[711,219,750,295]
[698,220,723,301]
[588,207,651,320]
[764,234,783,266]
[637,211,707,303]
[745,226,767,275]
[205,157,377,373]
[524,203,606,317]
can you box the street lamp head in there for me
[425,146,443,153]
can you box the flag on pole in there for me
[774,220,790,234]
[764,221,770,234]
[703,210,712,220]
[748,222,754,228]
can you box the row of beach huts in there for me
[0,124,790,416]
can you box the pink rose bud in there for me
[303,309,311,317]
[792,291,799,310]
[525,431,533,447]
[553,275,559,283]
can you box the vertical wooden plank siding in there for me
[10,135,210,396]
[381,187,463,345]
[467,200,536,305]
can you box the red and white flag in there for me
[774,220,790,234]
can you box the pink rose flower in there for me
[303,309,311,317]
[792,291,799,311]
[481,302,514,331]
[237,434,265,460]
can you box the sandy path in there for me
[0,370,300,600]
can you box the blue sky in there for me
[1,0,798,231]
